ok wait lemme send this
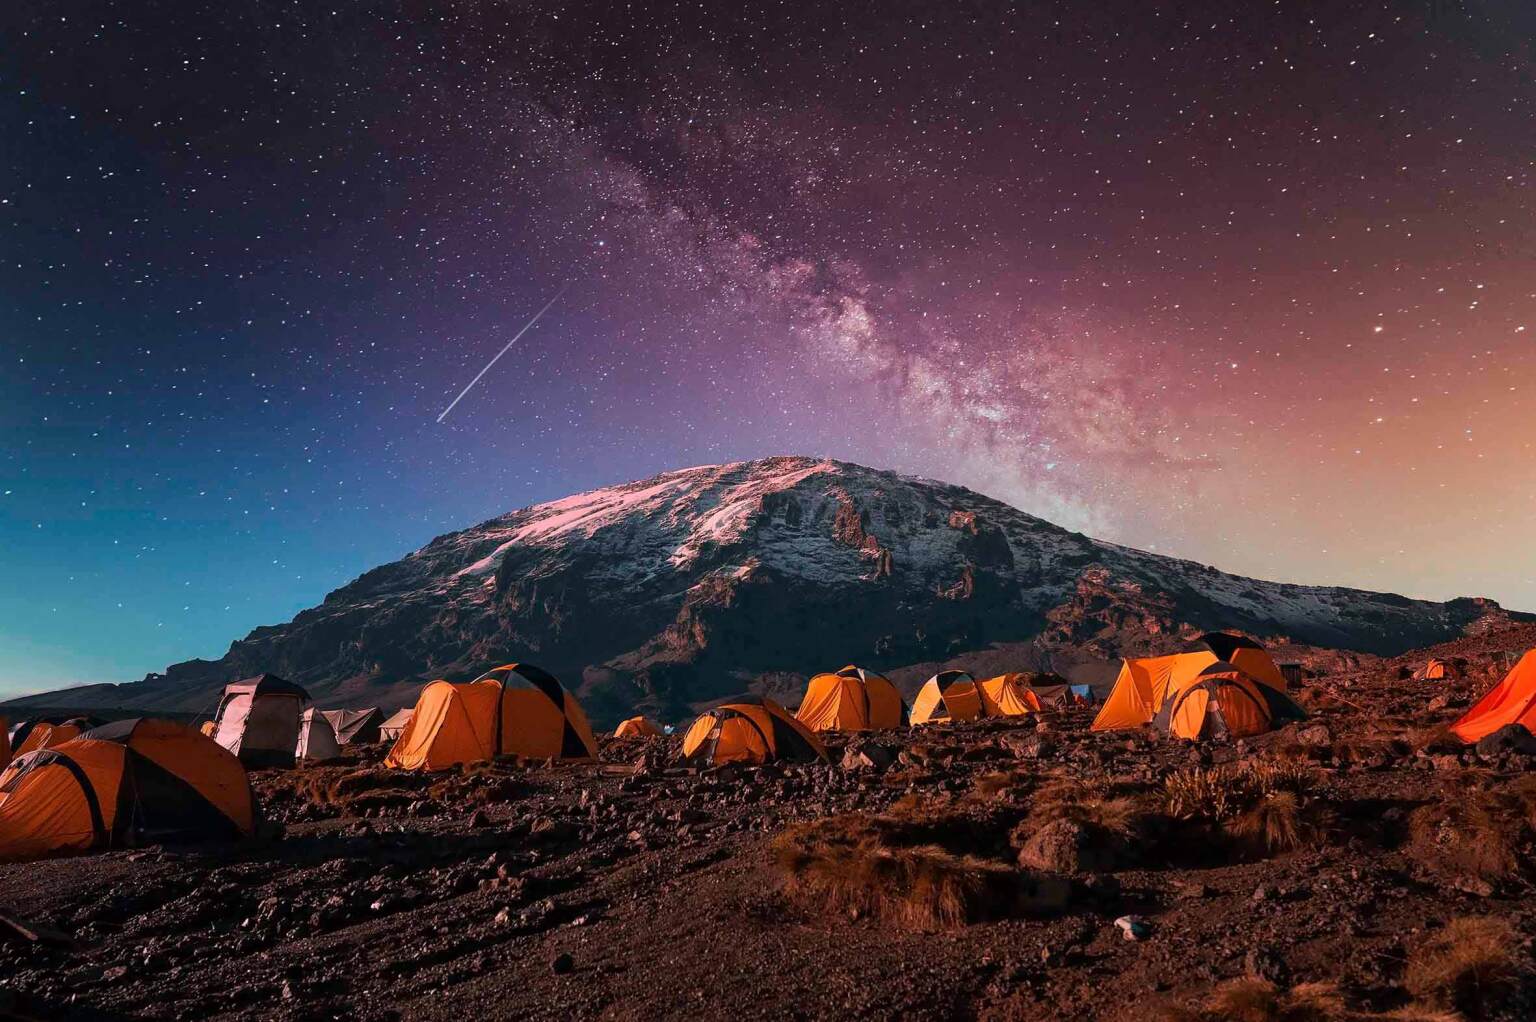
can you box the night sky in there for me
[3,2,1534,696]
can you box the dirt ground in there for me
[5,628,1536,1021]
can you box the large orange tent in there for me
[614,716,663,739]
[682,697,828,766]
[1153,662,1306,741]
[0,719,257,862]
[1091,634,1285,732]
[910,670,983,725]
[795,666,908,732]
[1450,650,1536,743]
[385,663,598,771]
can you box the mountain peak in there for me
[7,458,1528,722]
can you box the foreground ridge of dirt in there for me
[5,628,1536,1021]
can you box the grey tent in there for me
[318,707,384,745]
[378,708,413,743]
[297,708,343,763]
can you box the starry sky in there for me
[3,1,1535,697]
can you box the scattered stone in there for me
[1113,915,1150,942]
[551,952,574,975]
[1244,947,1289,984]
[840,745,895,773]
[1295,724,1333,748]
[1452,876,1495,898]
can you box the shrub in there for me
[772,812,1021,929]
[1163,761,1330,857]
[1406,780,1536,884]
[1403,916,1517,1016]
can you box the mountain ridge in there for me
[7,456,1529,723]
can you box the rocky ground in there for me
[5,627,1536,1021]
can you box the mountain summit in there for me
[12,457,1527,720]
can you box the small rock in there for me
[1245,947,1289,984]
[1453,876,1495,898]
[551,952,574,975]
[468,808,492,828]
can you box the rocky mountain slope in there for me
[9,456,1528,722]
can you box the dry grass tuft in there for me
[1406,781,1536,883]
[1163,760,1331,858]
[772,812,1021,929]
[291,767,431,814]
[1408,726,1463,755]
[1155,978,1463,1022]
[1205,978,1347,1021]
[1164,760,1319,820]
[1229,791,1329,854]
[1403,916,1516,1016]
[1030,776,1148,835]
[970,769,1027,800]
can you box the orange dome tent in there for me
[795,666,908,732]
[0,719,257,863]
[385,663,598,771]
[1450,650,1536,744]
[1411,659,1460,682]
[12,718,95,758]
[1091,634,1285,732]
[1153,662,1306,741]
[614,716,663,739]
[910,670,983,725]
[976,674,1047,717]
[682,698,828,766]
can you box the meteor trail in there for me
[436,283,569,423]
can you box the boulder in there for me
[840,745,895,773]
[1295,724,1333,748]
[1475,724,1536,758]
[1015,819,1117,874]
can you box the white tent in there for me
[297,707,342,763]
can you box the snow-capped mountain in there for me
[11,457,1528,721]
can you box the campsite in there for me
[4,624,1536,1020]
[7,1,1536,1019]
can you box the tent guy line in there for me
[436,282,570,423]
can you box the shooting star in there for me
[436,282,570,423]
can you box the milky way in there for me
[2,2,1534,691]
